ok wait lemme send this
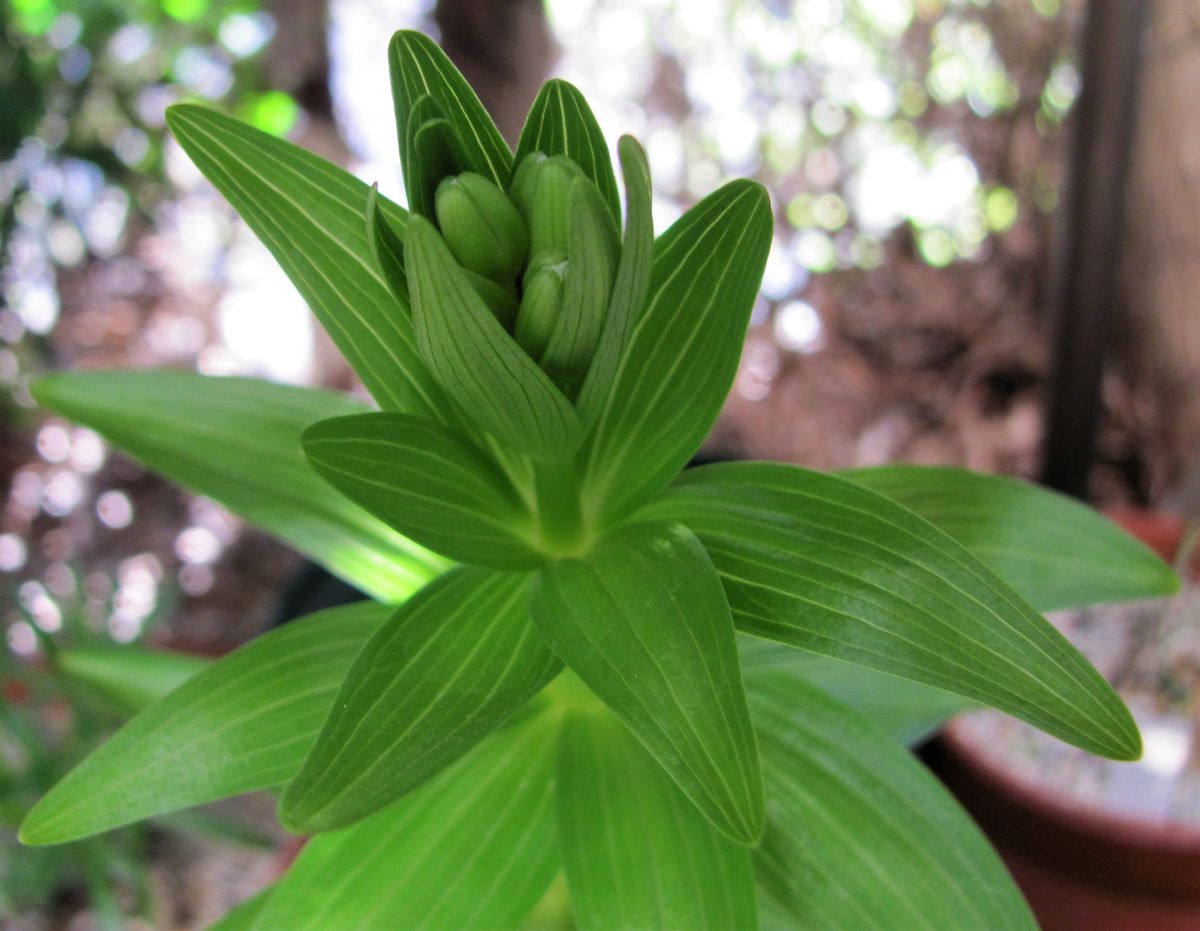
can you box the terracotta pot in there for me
[925,727,1200,931]
[924,508,1200,930]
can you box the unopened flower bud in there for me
[515,255,566,359]
[525,157,583,256]
[508,152,547,216]
[435,172,529,283]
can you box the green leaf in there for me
[364,182,408,302]
[646,462,1141,760]
[405,214,582,459]
[404,94,470,218]
[580,180,772,525]
[576,135,654,430]
[165,104,445,418]
[20,602,387,845]
[748,671,1036,930]
[281,567,559,832]
[738,637,971,747]
[388,30,513,190]
[209,888,275,931]
[256,704,560,931]
[58,645,210,713]
[557,708,757,931]
[531,521,763,844]
[842,465,1180,611]
[302,412,541,570]
[515,79,621,227]
[31,371,448,602]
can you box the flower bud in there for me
[435,172,529,283]
[525,157,583,256]
[508,152,547,216]
[538,178,619,396]
[515,254,566,359]
[462,268,519,330]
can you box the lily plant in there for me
[18,31,1177,931]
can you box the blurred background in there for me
[2,0,1198,928]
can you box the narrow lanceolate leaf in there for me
[32,371,448,602]
[388,30,513,190]
[580,180,772,525]
[557,709,757,931]
[748,671,1036,930]
[645,462,1141,760]
[208,887,275,931]
[58,646,210,713]
[738,637,972,747]
[257,705,560,931]
[364,183,408,303]
[302,413,541,570]
[515,79,621,227]
[20,603,387,845]
[280,568,560,833]
[843,465,1179,611]
[405,214,582,459]
[165,104,445,419]
[531,521,764,844]
[576,135,654,430]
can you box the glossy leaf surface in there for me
[749,670,1036,930]
[20,603,386,845]
[406,215,582,459]
[576,135,654,430]
[166,104,444,418]
[302,412,541,569]
[32,371,448,602]
[515,79,621,226]
[531,521,763,843]
[843,465,1179,611]
[557,708,757,930]
[581,180,772,524]
[281,568,559,832]
[255,705,560,931]
[388,30,512,189]
[58,646,210,713]
[647,462,1141,760]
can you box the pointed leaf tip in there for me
[531,521,764,844]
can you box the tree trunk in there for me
[1123,1,1200,500]
[434,0,555,145]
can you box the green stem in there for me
[533,458,588,556]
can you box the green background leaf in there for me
[32,371,448,602]
[843,465,1179,611]
[647,462,1142,760]
[557,708,757,930]
[166,104,445,418]
[21,603,386,845]
[531,521,763,844]
[256,705,560,931]
[580,180,772,525]
[57,645,210,713]
[514,79,621,227]
[208,888,275,931]
[738,637,970,747]
[302,412,542,570]
[749,671,1036,930]
[281,568,559,833]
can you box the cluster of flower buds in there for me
[428,153,620,399]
